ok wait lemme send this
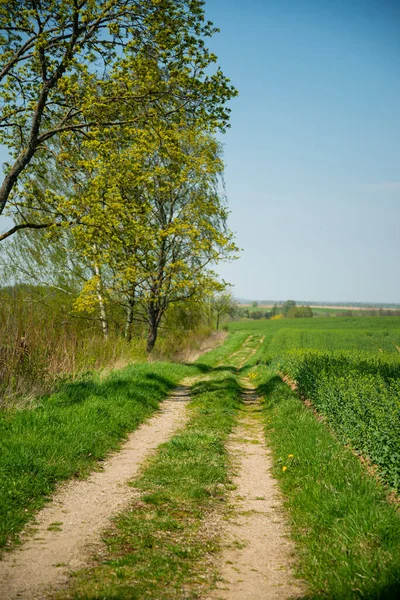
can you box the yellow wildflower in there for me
[282,466,287,472]
[288,454,294,459]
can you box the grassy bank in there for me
[0,361,199,550]
[0,286,215,405]
[253,364,400,599]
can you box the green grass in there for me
[194,330,249,369]
[276,350,400,490]
[0,361,199,550]
[3,328,400,599]
[0,332,245,553]
[252,364,400,599]
[56,363,243,599]
[268,328,400,354]
[231,317,400,490]
[229,315,400,332]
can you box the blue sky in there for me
[203,0,400,303]
[0,0,399,303]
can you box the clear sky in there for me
[0,0,399,303]
[204,0,400,303]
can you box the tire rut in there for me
[207,379,304,600]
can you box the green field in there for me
[229,315,400,331]
[229,316,400,491]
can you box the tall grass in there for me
[0,286,213,406]
[0,287,143,404]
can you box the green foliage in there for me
[0,1,239,367]
[282,299,296,317]
[295,305,313,318]
[279,350,400,490]
[2,117,238,354]
[239,318,400,491]
[0,0,236,225]
[211,292,238,329]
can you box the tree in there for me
[297,305,313,318]
[51,116,238,352]
[131,123,238,352]
[251,310,263,320]
[282,299,296,317]
[285,304,313,318]
[211,293,238,330]
[0,0,236,239]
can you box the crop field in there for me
[229,315,400,331]
[230,316,400,491]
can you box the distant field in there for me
[269,327,400,354]
[240,303,400,311]
[229,315,400,332]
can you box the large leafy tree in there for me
[0,0,236,240]
[130,121,238,352]
[1,118,238,349]
[56,117,238,351]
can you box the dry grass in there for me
[0,287,216,407]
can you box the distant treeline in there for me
[236,301,400,321]
[237,299,400,310]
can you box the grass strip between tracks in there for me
[252,363,400,600]
[56,366,242,598]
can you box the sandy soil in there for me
[208,381,304,600]
[0,386,192,600]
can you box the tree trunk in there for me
[93,260,108,339]
[146,309,158,353]
[124,295,135,342]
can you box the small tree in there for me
[297,306,313,318]
[282,299,296,317]
[212,293,238,330]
